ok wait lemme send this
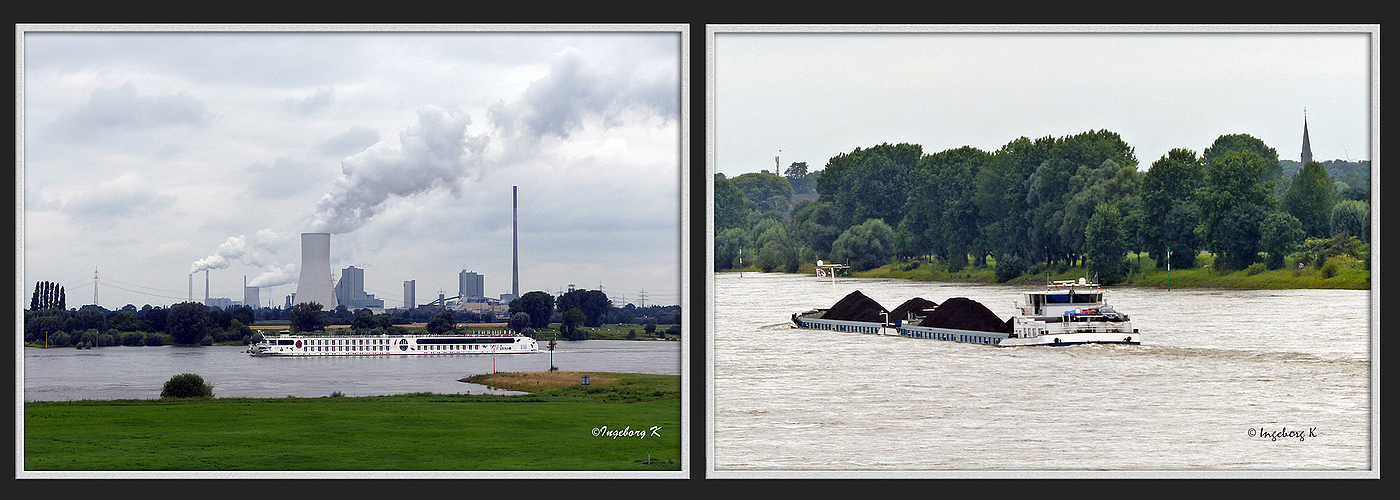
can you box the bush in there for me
[144,333,165,346]
[1321,261,1339,279]
[200,334,214,346]
[161,373,214,398]
[121,331,145,346]
[1245,262,1266,276]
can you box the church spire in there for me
[1301,109,1313,165]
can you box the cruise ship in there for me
[247,330,540,357]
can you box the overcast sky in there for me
[21,26,684,310]
[711,26,1374,179]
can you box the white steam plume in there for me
[248,262,299,288]
[191,230,296,288]
[309,106,485,235]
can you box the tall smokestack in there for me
[294,232,338,309]
[189,273,193,302]
[512,185,519,299]
[205,269,209,306]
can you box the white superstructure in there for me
[248,331,539,357]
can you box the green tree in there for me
[1084,203,1130,284]
[508,291,556,330]
[975,136,1053,270]
[713,177,754,236]
[556,289,611,328]
[714,227,748,270]
[425,311,457,335]
[783,161,817,195]
[165,301,211,345]
[508,312,531,334]
[560,308,587,340]
[1196,149,1275,270]
[1027,130,1137,266]
[1259,212,1306,270]
[161,373,213,399]
[1141,149,1206,269]
[350,312,378,331]
[1330,200,1370,243]
[1203,133,1282,196]
[288,302,330,333]
[754,225,799,273]
[902,146,991,266]
[729,171,793,214]
[817,143,922,229]
[829,218,896,272]
[29,281,67,311]
[1280,161,1336,238]
[790,199,842,258]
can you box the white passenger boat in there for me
[792,277,1140,347]
[247,330,540,357]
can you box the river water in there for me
[22,339,681,401]
[709,272,1374,475]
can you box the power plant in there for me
[189,187,527,315]
[294,232,338,309]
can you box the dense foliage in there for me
[714,129,1371,284]
[160,373,214,399]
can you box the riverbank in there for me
[724,251,1370,290]
[22,371,681,472]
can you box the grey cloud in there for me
[244,155,332,200]
[60,177,177,226]
[489,48,678,139]
[284,87,335,115]
[318,125,382,158]
[43,82,213,143]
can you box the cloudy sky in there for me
[711,26,1374,179]
[21,26,684,310]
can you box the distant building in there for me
[499,292,517,304]
[459,270,485,301]
[334,266,384,310]
[244,286,260,310]
[205,297,233,309]
[404,280,416,309]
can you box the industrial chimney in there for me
[294,232,338,309]
[512,186,519,300]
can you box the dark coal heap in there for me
[917,297,1012,333]
[888,297,939,323]
[820,290,887,322]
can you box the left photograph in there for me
[19,25,687,477]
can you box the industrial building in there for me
[459,270,485,300]
[335,265,384,310]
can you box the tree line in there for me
[715,130,1371,284]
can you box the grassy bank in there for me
[730,251,1369,290]
[23,371,680,471]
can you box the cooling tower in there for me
[295,232,338,309]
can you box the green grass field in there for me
[22,372,680,471]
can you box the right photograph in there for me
[706,25,1377,478]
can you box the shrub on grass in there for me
[121,331,145,346]
[1245,262,1266,276]
[161,373,213,399]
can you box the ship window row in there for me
[803,321,877,334]
[302,338,391,346]
[309,346,389,352]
